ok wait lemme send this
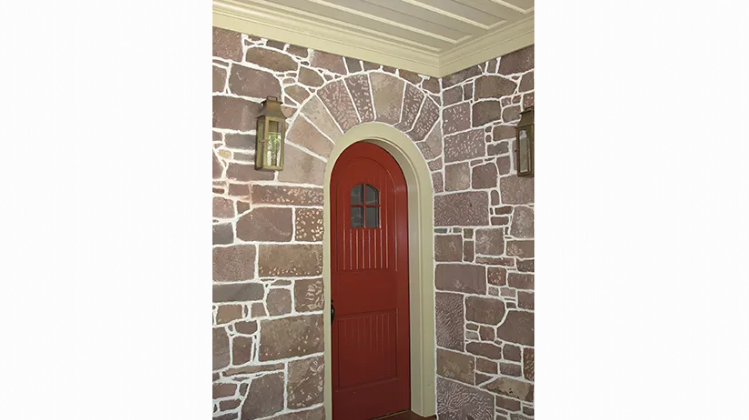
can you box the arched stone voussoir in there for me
[278,143,327,186]
[299,96,343,144]
[317,79,360,133]
[369,72,405,125]
[406,96,440,142]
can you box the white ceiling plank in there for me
[362,0,485,35]
[454,0,523,21]
[401,0,500,28]
[314,0,468,41]
[497,0,534,12]
[263,0,454,49]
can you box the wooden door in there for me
[331,142,410,420]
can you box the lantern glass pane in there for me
[269,120,279,133]
[519,129,530,173]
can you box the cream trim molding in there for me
[212,0,533,77]
[322,123,437,420]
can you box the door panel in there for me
[331,142,410,420]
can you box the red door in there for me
[331,142,410,420]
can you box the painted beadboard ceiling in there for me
[213,0,534,77]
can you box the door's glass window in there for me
[350,183,380,228]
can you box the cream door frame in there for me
[322,123,436,419]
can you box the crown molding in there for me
[212,0,533,78]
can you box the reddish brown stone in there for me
[245,47,298,72]
[227,162,273,182]
[467,342,502,360]
[258,244,322,277]
[523,348,534,381]
[432,172,443,193]
[523,92,534,110]
[214,382,237,399]
[213,27,242,61]
[500,362,522,377]
[444,128,484,162]
[241,372,284,419]
[479,325,495,341]
[436,264,486,294]
[435,235,463,262]
[416,123,442,160]
[295,208,323,242]
[310,50,347,74]
[302,96,343,141]
[443,85,463,106]
[476,256,515,267]
[407,98,439,142]
[437,377,494,420]
[475,228,505,255]
[508,273,534,290]
[265,40,285,50]
[474,75,517,100]
[484,376,533,402]
[476,358,497,374]
[278,146,326,186]
[506,240,534,258]
[398,69,422,85]
[294,278,323,313]
[493,125,516,142]
[344,74,374,122]
[496,206,513,215]
[435,191,489,226]
[234,320,258,335]
[213,223,233,246]
[229,64,282,99]
[213,327,230,370]
[491,216,510,226]
[286,116,333,159]
[251,302,267,318]
[463,241,474,262]
[518,291,534,310]
[472,162,498,189]
[216,305,243,324]
[213,96,261,131]
[216,413,238,420]
[224,133,255,151]
[287,355,324,409]
[496,395,521,411]
[491,191,500,206]
[473,101,502,127]
[498,45,534,75]
[463,83,473,100]
[224,363,283,378]
[319,80,361,132]
[522,406,534,416]
[503,105,521,123]
[232,335,253,365]
[236,208,293,242]
[437,348,475,385]
[228,183,250,197]
[428,156,443,171]
[284,85,310,104]
[466,296,506,325]
[370,73,405,124]
[519,71,533,92]
[213,245,256,282]
[251,185,323,206]
[497,155,512,175]
[213,283,265,303]
[396,84,425,132]
[443,102,471,135]
[504,344,521,361]
[510,206,534,238]
[259,315,324,361]
[500,176,533,204]
[496,310,534,346]
[213,66,227,93]
[442,65,482,87]
[422,77,440,93]
[299,67,324,87]
[444,162,470,191]
[517,259,534,273]
[220,399,242,411]
[269,407,325,420]
[436,292,465,351]
[266,288,292,316]
[344,57,362,73]
[286,44,308,58]
[488,267,507,286]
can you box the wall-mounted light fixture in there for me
[255,96,286,171]
[515,108,534,177]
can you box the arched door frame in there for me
[323,122,436,419]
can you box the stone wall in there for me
[212,26,534,420]
[433,48,535,420]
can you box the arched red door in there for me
[331,142,410,420]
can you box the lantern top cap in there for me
[258,96,286,120]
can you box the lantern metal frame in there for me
[515,108,534,177]
[254,96,287,171]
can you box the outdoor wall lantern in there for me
[255,96,286,171]
[515,108,534,177]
